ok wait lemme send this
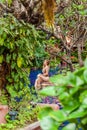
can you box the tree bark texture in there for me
[77,43,84,67]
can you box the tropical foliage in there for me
[39,59,87,130]
[0,0,87,130]
[0,14,45,97]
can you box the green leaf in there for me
[38,107,53,120]
[62,123,76,130]
[56,87,66,96]
[63,101,79,114]
[3,32,7,39]
[69,108,86,119]
[59,92,70,100]
[76,77,84,86]
[67,73,76,87]
[74,67,85,76]
[40,116,59,130]
[39,87,58,96]
[77,5,84,10]
[0,38,4,46]
[50,75,67,85]
[81,97,87,108]
[12,53,17,60]
[6,54,11,63]
[79,90,87,102]
[72,3,77,9]
[0,47,5,55]
[84,59,87,68]
[50,110,67,122]
[69,86,79,95]
[79,9,87,16]
[0,55,4,63]
[11,62,16,69]
[11,72,15,79]
[7,78,13,83]
[0,0,5,3]
[14,74,19,82]
[83,70,87,83]
[6,85,17,97]
[82,117,87,125]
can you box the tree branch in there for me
[38,26,70,51]
[51,52,71,65]
[70,29,87,49]
[0,2,13,13]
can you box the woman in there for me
[34,60,62,110]
[35,60,51,90]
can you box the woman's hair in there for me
[44,60,50,65]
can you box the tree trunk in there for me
[67,50,74,72]
[77,43,84,67]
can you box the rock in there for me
[0,105,8,124]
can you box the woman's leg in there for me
[39,75,50,82]
[35,74,41,88]
[34,79,38,88]
[39,75,54,86]
[34,76,43,90]
[37,103,59,110]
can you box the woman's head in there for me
[43,60,50,66]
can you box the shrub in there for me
[39,59,87,130]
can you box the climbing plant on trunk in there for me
[0,15,43,97]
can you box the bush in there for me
[0,14,45,97]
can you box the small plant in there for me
[0,92,41,130]
[0,90,8,105]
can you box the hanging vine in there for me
[42,0,56,28]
